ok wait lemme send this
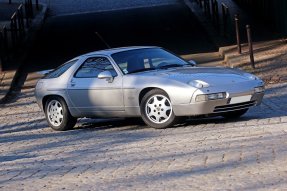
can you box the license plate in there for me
[230,95,252,104]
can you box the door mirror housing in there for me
[98,71,114,83]
[188,60,197,66]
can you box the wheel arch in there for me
[42,94,67,110]
[138,87,170,105]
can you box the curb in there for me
[0,3,48,104]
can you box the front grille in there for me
[213,101,256,113]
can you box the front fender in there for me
[123,75,197,107]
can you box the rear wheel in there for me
[45,96,77,131]
[221,109,248,119]
[140,89,177,129]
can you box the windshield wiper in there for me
[128,68,156,74]
[157,64,184,69]
[182,63,196,67]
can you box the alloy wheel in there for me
[145,94,172,124]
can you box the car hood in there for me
[137,67,257,86]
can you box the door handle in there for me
[70,80,76,87]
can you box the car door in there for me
[66,56,124,115]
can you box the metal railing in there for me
[193,0,255,68]
[0,0,40,69]
[8,0,39,10]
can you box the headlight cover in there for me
[254,86,265,93]
[196,92,227,102]
[243,73,259,80]
[188,80,209,88]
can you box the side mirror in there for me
[98,71,114,83]
[188,60,197,66]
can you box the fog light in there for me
[254,86,264,93]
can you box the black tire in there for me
[44,96,77,131]
[140,89,177,129]
[221,109,248,119]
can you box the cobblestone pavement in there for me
[0,81,287,190]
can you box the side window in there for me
[43,59,78,79]
[75,57,117,78]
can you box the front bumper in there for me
[173,91,264,116]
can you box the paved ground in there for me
[1,79,287,190]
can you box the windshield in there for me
[111,48,191,74]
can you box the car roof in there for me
[82,46,160,57]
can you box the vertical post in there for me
[3,26,9,62]
[235,14,241,54]
[36,0,39,10]
[199,0,203,8]
[17,8,23,39]
[18,4,25,38]
[29,0,34,18]
[3,26,8,53]
[221,3,229,37]
[206,0,211,18]
[25,0,30,27]
[204,0,207,14]
[9,0,12,4]
[214,0,219,27]
[204,0,211,18]
[0,30,3,72]
[11,13,17,48]
[211,0,215,22]
[246,25,255,69]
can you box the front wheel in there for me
[221,109,249,119]
[45,96,77,131]
[140,89,177,129]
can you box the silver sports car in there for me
[35,47,264,130]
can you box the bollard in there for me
[234,14,241,54]
[246,25,255,69]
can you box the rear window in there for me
[43,59,78,79]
